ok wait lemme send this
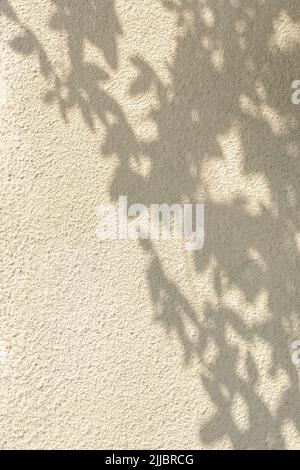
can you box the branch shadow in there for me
[3,0,300,449]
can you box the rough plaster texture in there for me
[1,0,300,450]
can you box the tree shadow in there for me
[3,0,300,449]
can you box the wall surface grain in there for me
[1,0,300,449]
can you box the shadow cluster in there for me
[2,0,300,449]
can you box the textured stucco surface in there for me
[1,0,300,449]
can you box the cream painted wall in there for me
[1,0,300,449]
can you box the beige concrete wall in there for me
[1,0,300,449]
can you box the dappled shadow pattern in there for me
[3,0,300,449]
[1,0,122,126]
